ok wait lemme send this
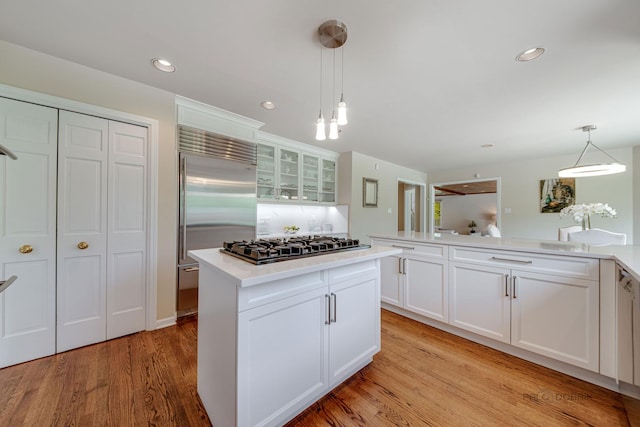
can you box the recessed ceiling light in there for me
[260,101,277,110]
[151,58,176,72]
[481,144,494,148]
[515,47,545,62]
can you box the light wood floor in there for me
[0,310,636,426]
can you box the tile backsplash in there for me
[257,204,349,237]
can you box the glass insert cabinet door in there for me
[302,154,319,202]
[321,159,336,203]
[279,148,299,200]
[257,144,276,199]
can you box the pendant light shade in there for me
[329,112,339,140]
[337,94,348,126]
[558,125,626,178]
[315,112,326,141]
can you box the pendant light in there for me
[315,46,326,141]
[337,47,348,125]
[316,20,348,141]
[558,125,626,177]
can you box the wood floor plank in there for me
[0,310,635,426]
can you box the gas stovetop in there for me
[221,236,369,265]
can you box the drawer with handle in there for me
[371,239,446,259]
[449,246,599,280]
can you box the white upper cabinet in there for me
[256,132,338,205]
[0,97,58,368]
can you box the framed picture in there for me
[363,177,378,207]
[540,178,575,213]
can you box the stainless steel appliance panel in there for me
[177,152,256,315]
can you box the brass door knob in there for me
[77,241,89,250]
[19,244,33,254]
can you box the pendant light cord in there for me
[319,46,323,115]
[332,48,336,112]
[341,46,344,95]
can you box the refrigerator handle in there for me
[180,155,187,260]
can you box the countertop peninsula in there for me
[369,231,640,281]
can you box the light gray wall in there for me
[339,151,427,244]
[0,41,178,320]
[428,147,636,243]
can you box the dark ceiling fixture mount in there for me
[558,125,626,177]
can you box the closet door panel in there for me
[107,121,147,339]
[0,97,57,368]
[57,111,108,352]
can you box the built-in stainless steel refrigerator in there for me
[177,125,256,316]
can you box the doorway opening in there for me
[398,180,426,232]
[428,178,501,235]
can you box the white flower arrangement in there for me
[559,203,616,229]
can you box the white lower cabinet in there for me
[449,246,600,372]
[373,239,448,322]
[449,262,511,343]
[379,254,403,306]
[236,261,379,427]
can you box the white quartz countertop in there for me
[189,245,402,287]
[369,231,640,281]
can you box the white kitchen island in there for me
[370,231,640,398]
[189,245,401,427]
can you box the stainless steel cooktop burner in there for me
[221,236,368,264]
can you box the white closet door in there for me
[57,111,108,352]
[107,121,147,339]
[0,97,58,368]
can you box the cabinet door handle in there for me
[392,244,415,250]
[403,258,407,276]
[325,294,331,324]
[505,274,509,297]
[513,276,517,299]
[491,256,533,264]
[331,292,337,323]
[398,257,403,274]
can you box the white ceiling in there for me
[1,0,639,172]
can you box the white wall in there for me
[428,147,636,243]
[339,151,427,244]
[0,41,178,320]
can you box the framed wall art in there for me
[540,178,575,213]
[363,177,378,207]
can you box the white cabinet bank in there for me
[370,231,640,398]
[189,245,401,427]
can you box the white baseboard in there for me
[154,315,177,330]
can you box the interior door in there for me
[0,97,58,368]
[106,121,147,339]
[57,111,108,352]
